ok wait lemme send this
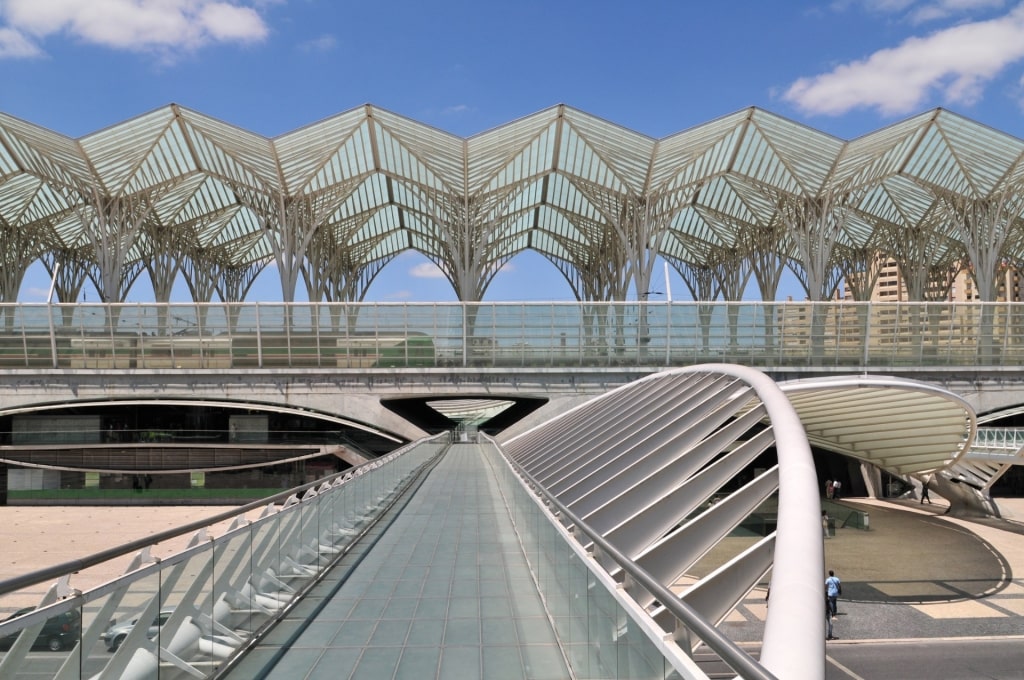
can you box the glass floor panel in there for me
[224,443,571,680]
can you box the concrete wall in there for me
[0,367,631,442]
[1,368,1023,443]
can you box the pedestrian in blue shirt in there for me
[826,570,842,617]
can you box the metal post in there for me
[862,301,872,367]
[47,263,60,369]
[256,303,263,369]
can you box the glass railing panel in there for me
[585,568,624,679]
[4,299,1024,371]
[211,521,262,655]
[247,506,293,618]
[153,546,218,678]
[89,565,166,679]
[618,611,671,679]
[0,597,84,679]
[559,549,593,676]
[482,441,687,680]
[535,502,568,623]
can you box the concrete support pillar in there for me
[859,462,882,498]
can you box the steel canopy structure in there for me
[778,375,976,476]
[1,104,1024,306]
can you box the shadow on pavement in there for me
[828,500,1010,603]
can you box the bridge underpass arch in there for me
[0,397,410,500]
[380,394,549,434]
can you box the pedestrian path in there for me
[223,443,571,680]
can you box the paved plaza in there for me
[722,497,1024,645]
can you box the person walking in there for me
[821,510,831,539]
[921,480,932,504]
[825,479,833,499]
[826,570,842,618]
[832,480,842,500]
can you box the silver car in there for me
[101,609,173,652]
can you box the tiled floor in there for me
[226,444,571,680]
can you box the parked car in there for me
[101,609,174,652]
[0,607,81,652]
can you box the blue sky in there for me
[3,0,1024,303]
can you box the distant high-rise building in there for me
[842,256,1023,303]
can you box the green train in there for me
[0,332,437,369]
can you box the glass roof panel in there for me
[363,229,412,262]
[481,122,557,195]
[649,109,752,191]
[545,173,602,221]
[157,175,236,228]
[528,229,573,261]
[79,106,194,194]
[371,107,465,190]
[694,175,767,229]
[0,113,92,190]
[48,211,88,248]
[273,107,372,194]
[747,110,845,195]
[176,107,280,193]
[349,206,403,245]
[832,111,934,191]
[931,110,1024,196]
[0,133,19,177]
[0,174,69,226]
[900,125,973,196]
[728,123,803,195]
[534,205,587,243]
[374,121,451,194]
[557,124,626,194]
[561,107,655,192]
[469,108,560,189]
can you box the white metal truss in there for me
[500,365,979,679]
[502,364,825,680]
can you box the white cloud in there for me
[0,25,40,57]
[0,0,269,59]
[23,286,50,301]
[907,0,1006,23]
[838,0,1005,21]
[410,262,446,278]
[784,3,1024,116]
[298,34,336,54]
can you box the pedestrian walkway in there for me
[6,479,1024,672]
[222,443,571,680]
[720,497,1024,645]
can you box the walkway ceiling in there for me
[1,104,1023,302]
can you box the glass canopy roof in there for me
[0,104,1022,303]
